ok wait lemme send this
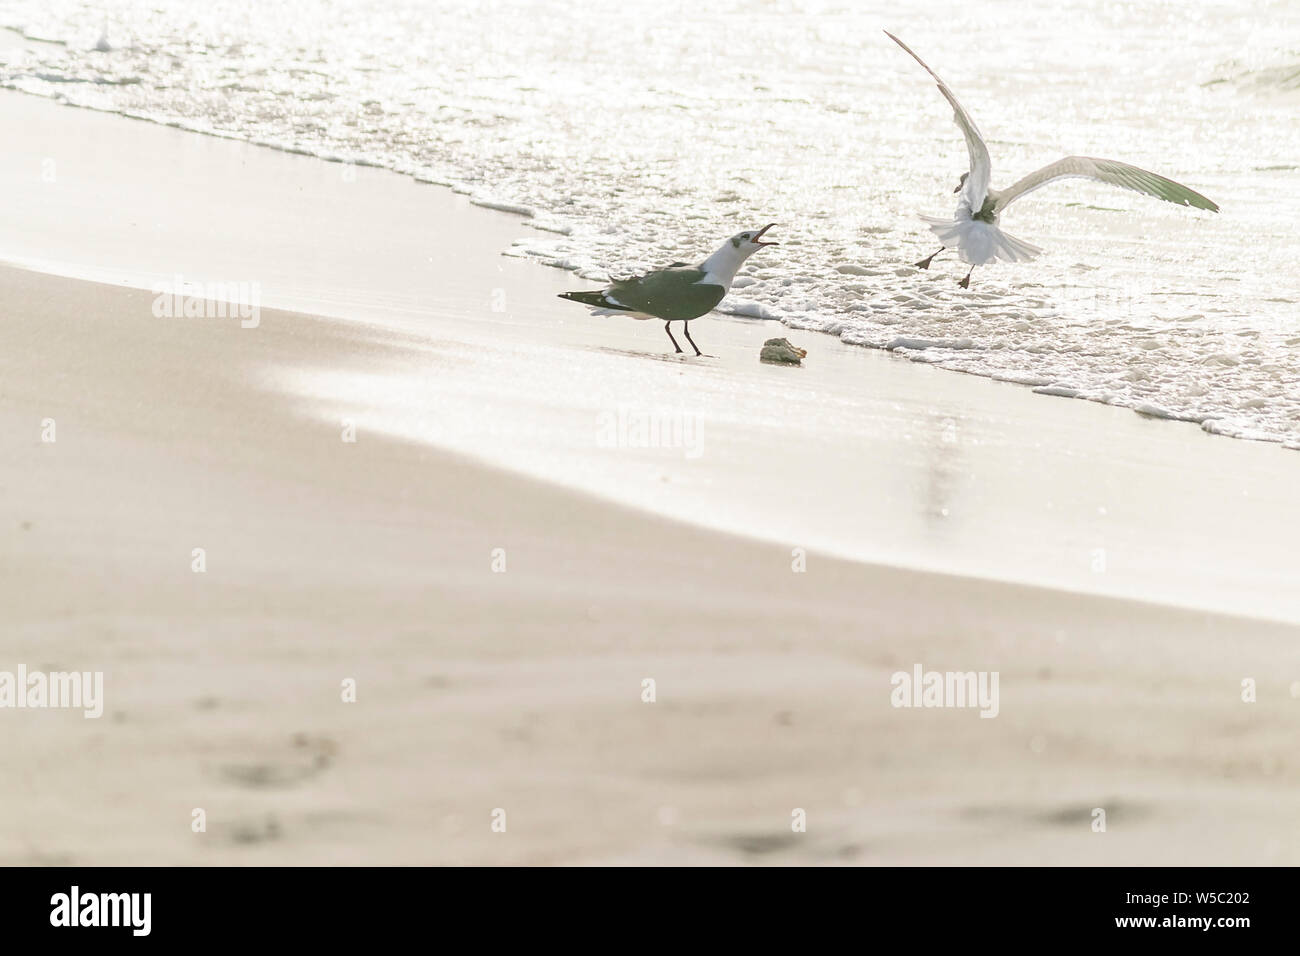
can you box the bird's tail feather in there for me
[920,216,1042,264]
[920,215,968,249]
[993,229,1042,263]
[558,290,631,311]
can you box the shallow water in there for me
[3,0,1298,445]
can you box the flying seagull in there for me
[885,31,1219,288]
[559,225,778,355]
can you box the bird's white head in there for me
[701,223,778,285]
[729,223,779,253]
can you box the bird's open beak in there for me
[753,223,779,246]
[953,183,963,194]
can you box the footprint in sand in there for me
[960,800,1148,829]
[224,814,284,846]
[704,828,864,862]
[217,733,338,789]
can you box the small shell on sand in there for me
[760,337,807,366]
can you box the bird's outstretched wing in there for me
[994,156,1219,214]
[885,31,991,209]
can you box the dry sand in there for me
[1,91,1298,865]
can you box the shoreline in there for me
[0,69,1292,455]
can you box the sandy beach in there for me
[2,89,1298,866]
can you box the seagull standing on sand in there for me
[885,31,1219,288]
[559,225,778,356]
